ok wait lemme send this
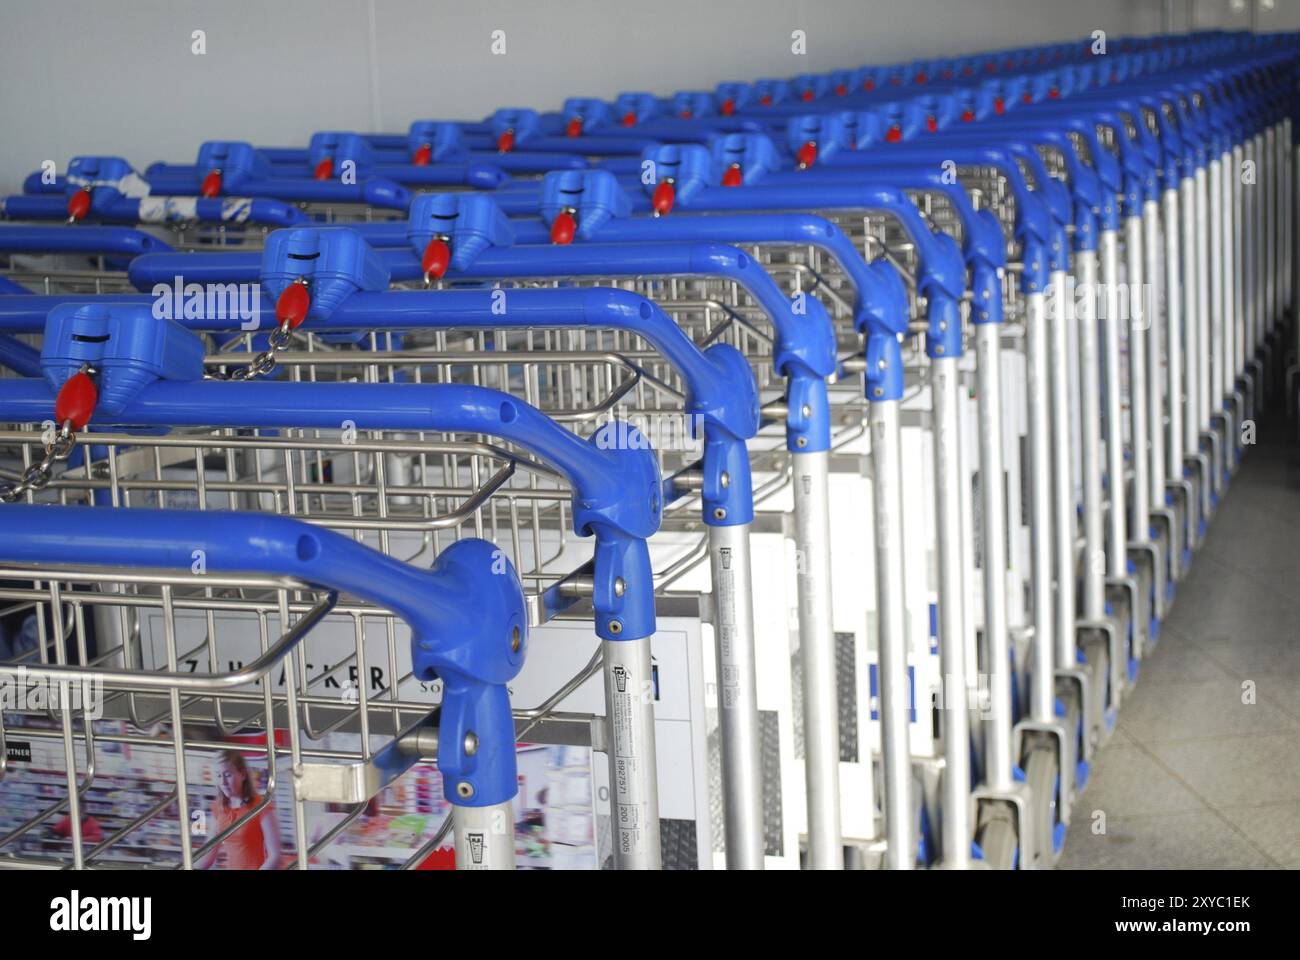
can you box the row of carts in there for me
[0,28,1295,870]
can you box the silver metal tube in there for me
[1126,215,1151,537]
[931,356,971,869]
[1293,137,1299,326]
[708,522,764,869]
[603,635,662,870]
[1144,204,1166,503]
[1078,251,1106,621]
[1283,119,1293,312]
[1100,230,1126,580]
[1026,291,1055,724]
[1254,135,1266,347]
[1221,151,1237,401]
[869,399,914,869]
[791,448,842,870]
[454,800,516,870]
[1266,126,1277,331]
[1209,159,1225,426]
[975,322,1014,791]
[1049,270,1077,670]
[1277,121,1286,321]
[1244,141,1257,367]
[1195,166,1211,436]
[1235,145,1246,384]
[1181,176,1200,458]
[1164,189,1184,477]
[1068,266,1084,506]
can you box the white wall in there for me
[0,0,1171,196]
[1192,0,1300,30]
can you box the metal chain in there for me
[1,422,78,502]
[206,321,294,381]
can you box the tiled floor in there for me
[1060,411,1300,870]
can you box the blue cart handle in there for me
[2,194,307,228]
[141,172,412,211]
[0,225,174,257]
[0,372,660,643]
[337,286,758,443]
[0,335,41,376]
[105,238,767,473]
[0,502,526,808]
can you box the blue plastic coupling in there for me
[41,303,205,416]
[783,371,831,454]
[193,141,274,191]
[559,97,613,131]
[707,133,781,186]
[406,193,515,270]
[260,227,391,328]
[852,258,910,400]
[771,289,836,454]
[308,132,374,173]
[1047,222,1071,274]
[488,108,541,145]
[538,169,632,238]
[408,121,467,162]
[1020,237,1050,295]
[690,341,759,527]
[584,420,663,641]
[1072,208,1099,254]
[63,156,146,211]
[639,144,712,207]
[969,262,1004,326]
[413,538,528,808]
[864,331,904,404]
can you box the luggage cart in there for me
[0,503,529,870]
[0,300,669,869]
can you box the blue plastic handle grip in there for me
[0,502,516,679]
[0,194,307,227]
[506,212,901,337]
[0,375,660,641]
[0,502,527,807]
[0,335,41,376]
[681,181,965,292]
[0,376,654,533]
[367,163,510,189]
[340,285,760,443]
[783,157,1045,296]
[467,133,654,156]
[168,147,586,176]
[125,229,806,453]
[128,252,261,287]
[143,171,412,211]
[405,243,833,370]
[1012,101,1160,206]
[0,295,158,332]
[0,225,174,257]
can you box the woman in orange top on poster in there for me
[197,750,282,870]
